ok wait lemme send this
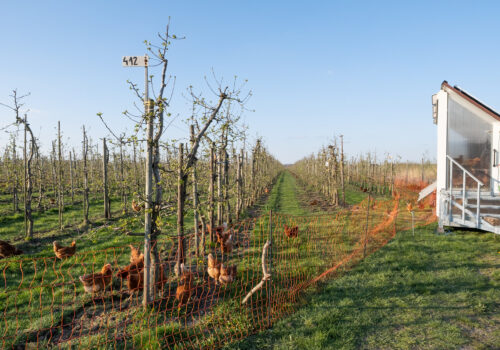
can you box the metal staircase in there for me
[440,155,500,234]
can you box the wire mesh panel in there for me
[0,193,435,349]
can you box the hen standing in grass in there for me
[284,225,299,238]
[53,241,76,259]
[0,240,23,259]
[129,244,142,263]
[79,264,113,294]
[218,264,237,285]
[131,200,143,213]
[207,253,221,284]
[176,265,194,308]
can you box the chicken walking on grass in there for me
[131,199,144,213]
[207,253,221,284]
[53,241,76,259]
[0,240,23,259]
[176,264,194,308]
[218,264,237,285]
[117,245,168,301]
[129,244,142,263]
[79,264,113,295]
[284,225,299,238]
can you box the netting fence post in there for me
[267,209,273,327]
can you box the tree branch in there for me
[242,240,271,304]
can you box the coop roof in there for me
[441,80,500,121]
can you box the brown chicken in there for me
[117,255,144,280]
[129,244,142,263]
[284,225,299,238]
[118,253,168,296]
[176,265,194,307]
[215,223,232,252]
[126,270,144,292]
[79,264,113,294]
[218,264,237,285]
[0,240,23,259]
[214,223,229,241]
[132,199,143,213]
[219,234,233,254]
[207,253,221,284]
[53,241,76,259]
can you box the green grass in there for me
[229,224,500,349]
[0,192,194,258]
[0,171,373,348]
[265,171,308,215]
[4,171,495,349]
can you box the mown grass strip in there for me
[229,224,500,349]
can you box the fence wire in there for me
[0,191,435,349]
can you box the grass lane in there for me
[229,173,500,349]
[265,171,308,215]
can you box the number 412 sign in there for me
[122,55,148,67]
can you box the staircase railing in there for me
[447,155,484,227]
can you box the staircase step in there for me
[465,204,500,209]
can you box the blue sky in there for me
[1,0,500,163]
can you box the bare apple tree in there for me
[1,90,38,238]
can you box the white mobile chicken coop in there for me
[431,80,500,234]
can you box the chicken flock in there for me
[1,217,299,310]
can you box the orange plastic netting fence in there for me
[0,194,435,349]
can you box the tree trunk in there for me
[150,105,163,300]
[82,127,90,225]
[119,141,127,214]
[36,147,44,212]
[23,118,28,235]
[12,137,18,213]
[69,150,75,205]
[340,135,345,206]
[217,144,223,225]
[224,146,230,224]
[176,143,186,276]
[190,125,200,257]
[24,116,35,238]
[133,141,140,194]
[209,144,215,243]
[57,121,63,230]
[102,138,110,219]
[236,150,242,221]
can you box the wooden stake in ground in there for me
[143,98,154,306]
